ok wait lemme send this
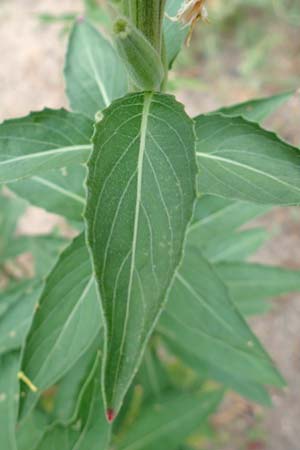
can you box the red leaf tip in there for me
[106,408,116,423]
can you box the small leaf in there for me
[195,114,300,205]
[85,92,196,415]
[19,234,102,421]
[164,0,188,67]
[117,390,223,450]
[65,19,128,119]
[159,247,284,387]
[0,109,92,184]
[215,90,294,122]
[0,351,20,450]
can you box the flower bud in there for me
[114,18,165,91]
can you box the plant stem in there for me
[122,0,166,55]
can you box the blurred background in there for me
[0,1,299,449]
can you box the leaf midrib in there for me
[0,144,91,167]
[196,152,300,194]
[109,93,153,407]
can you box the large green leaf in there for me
[19,234,102,420]
[65,19,128,119]
[85,92,196,415]
[0,109,92,184]
[164,0,188,67]
[0,351,20,450]
[159,247,284,388]
[195,114,300,205]
[117,390,223,450]
[10,164,86,222]
[215,90,294,122]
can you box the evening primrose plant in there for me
[1,0,300,448]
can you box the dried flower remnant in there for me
[167,0,209,45]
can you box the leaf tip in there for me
[106,408,116,423]
[77,15,85,24]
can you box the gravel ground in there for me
[0,1,299,449]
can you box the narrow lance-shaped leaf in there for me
[195,114,300,205]
[159,246,284,388]
[196,228,268,264]
[0,109,92,184]
[85,92,196,417]
[216,261,300,304]
[65,19,128,119]
[19,234,102,421]
[35,351,111,450]
[214,90,294,123]
[189,195,269,244]
[164,339,272,407]
[52,335,102,425]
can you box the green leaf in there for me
[9,164,86,222]
[198,228,268,263]
[52,336,101,425]
[36,352,111,450]
[0,283,41,355]
[16,410,49,450]
[164,0,188,67]
[216,261,300,304]
[85,92,196,415]
[159,247,284,388]
[19,234,102,421]
[136,347,170,400]
[34,427,77,450]
[0,194,27,263]
[0,351,20,450]
[0,281,31,318]
[0,109,92,184]
[117,390,223,450]
[65,19,128,119]
[165,341,272,407]
[215,90,294,122]
[195,114,300,205]
[189,195,269,244]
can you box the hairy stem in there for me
[122,0,166,55]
